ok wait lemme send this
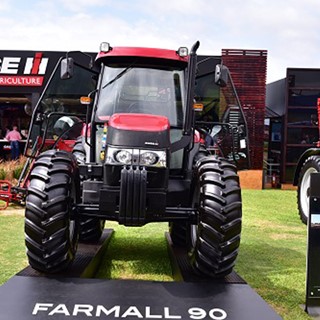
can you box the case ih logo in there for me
[0,52,48,86]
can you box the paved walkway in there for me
[0,204,24,216]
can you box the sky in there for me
[0,0,320,83]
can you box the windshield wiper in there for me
[102,62,136,89]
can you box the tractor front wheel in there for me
[189,156,242,278]
[24,150,80,273]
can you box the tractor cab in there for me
[25,43,249,171]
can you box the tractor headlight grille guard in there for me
[106,146,167,168]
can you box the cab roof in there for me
[95,46,189,64]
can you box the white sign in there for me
[32,303,228,319]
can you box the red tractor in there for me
[294,98,320,224]
[23,41,250,277]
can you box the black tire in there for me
[189,156,242,278]
[169,144,209,248]
[169,222,188,247]
[194,144,210,162]
[79,218,105,243]
[72,137,105,243]
[297,155,320,225]
[24,150,80,273]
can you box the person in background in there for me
[5,126,22,160]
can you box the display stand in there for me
[305,173,320,318]
[0,229,282,319]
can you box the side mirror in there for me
[215,64,229,87]
[60,57,74,79]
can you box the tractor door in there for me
[195,62,250,170]
[25,56,97,157]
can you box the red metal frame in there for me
[0,180,24,210]
[0,136,76,209]
[42,138,77,152]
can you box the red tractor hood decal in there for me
[108,113,170,132]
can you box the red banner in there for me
[0,75,44,86]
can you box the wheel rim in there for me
[300,167,318,219]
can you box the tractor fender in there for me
[293,148,320,185]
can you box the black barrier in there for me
[305,172,320,316]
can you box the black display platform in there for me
[0,229,282,319]
[17,229,114,279]
[0,276,281,320]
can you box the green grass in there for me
[0,213,28,284]
[0,190,313,319]
[95,223,172,281]
[237,190,309,320]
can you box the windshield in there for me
[95,65,185,127]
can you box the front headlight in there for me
[115,150,132,164]
[106,147,133,165]
[140,152,158,166]
[105,146,167,167]
[146,150,166,167]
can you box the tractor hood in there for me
[106,113,170,149]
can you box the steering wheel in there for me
[128,101,157,114]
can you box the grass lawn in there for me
[0,209,28,284]
[238,190,309,320]
[0,190,313,319]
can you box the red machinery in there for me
[0,180,23,209]
[2,42,250,278]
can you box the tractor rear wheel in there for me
[24,150,80,273]
[297,155,320,224]
[189,156,242,278]
[79,218,105,243]
[169,222,188,247]
[72,137,105,243]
